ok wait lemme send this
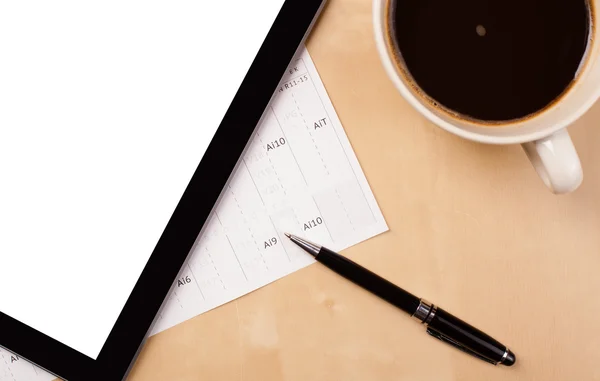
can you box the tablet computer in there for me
[0,1,325,380]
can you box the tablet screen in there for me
[0,0,285,360]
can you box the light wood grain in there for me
[123,0,600,380]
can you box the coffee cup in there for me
[373,0,600,194]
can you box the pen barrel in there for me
[316,247,421,314]
[426,307,510,364]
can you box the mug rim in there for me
[372,0,600,145]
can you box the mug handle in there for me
[521,129,583,194]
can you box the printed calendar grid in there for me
[150,48,387,335]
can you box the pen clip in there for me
[426,327,497,365]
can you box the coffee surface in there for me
[391,0,590,121]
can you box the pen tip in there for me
[284,232,292,239]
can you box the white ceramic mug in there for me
[373,0,600,194]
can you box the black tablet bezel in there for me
[0,1,325,379]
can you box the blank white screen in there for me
[0,0,285,359]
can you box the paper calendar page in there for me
[0,47,387,381]
[149,48,388,335]
[0,348,54,381]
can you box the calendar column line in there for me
[227,186,269,272]
[311,195,334,243]
[253,131,289,197]
[242,158,265,207]
[186,263,205,300]
[301,57,377,220]
[290,91,330,176]
[215,211,249,281]
[270,105,309,187]
[269,215,291,262]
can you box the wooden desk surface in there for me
[125,1,600,380]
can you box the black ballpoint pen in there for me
[284,233,516,366]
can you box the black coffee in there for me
[390,0,591,121]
